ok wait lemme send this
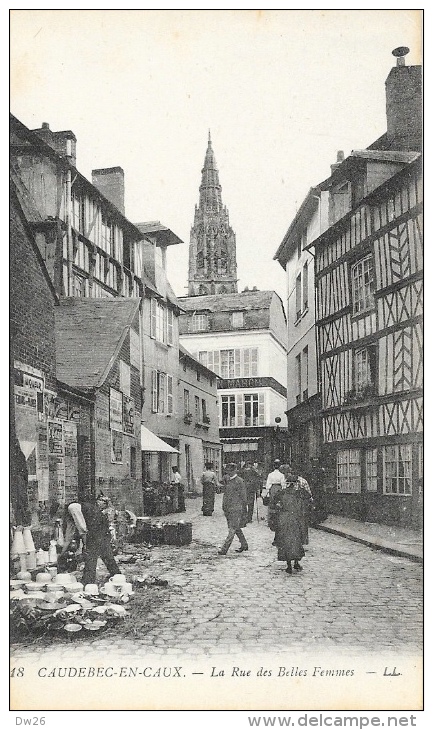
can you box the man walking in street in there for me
[240,461,262,523]
[218,463,249,555]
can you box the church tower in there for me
[188,132,238,296]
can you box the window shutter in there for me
[252,348,258,376]
[258,392,265,425]
[150,299,156,338]
[236,394,243,426]
[151,370,158,412]
[214,351,220,376]
[243,348,249,376]
[167,308,174,346]
[234,349,241,377]
[159,373,166,413]
[167,375,173,414]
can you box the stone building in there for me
[178,346,221,492]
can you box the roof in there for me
[178,290,275,314]
[135,221,183,247]
[319,149,420,191]
[274,186,321,266]
[179,344,218,379]
[55,298,140,390]
[10,114,143,240]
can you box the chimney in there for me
[331,150,345,174]
[92,167,125,215]
[32,123,77,166]
[386,47,422,151]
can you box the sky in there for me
[10,9,422,303]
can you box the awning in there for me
[220,437,262,442]
[141,426,179,453]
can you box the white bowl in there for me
[46,583,64,593]
[110,574,126,585]
[84,584,99,595]
[54,573,74,584]
[36,572,52,583]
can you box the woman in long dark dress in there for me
[270,477,305,575]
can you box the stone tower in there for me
[188,132,238,296]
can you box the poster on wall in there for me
[111,430,123,463]
[122,394,135,435]
[48,420,63,456]
[36,422,49,501]
[109,387,123,431]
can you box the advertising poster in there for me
[9,8,424,724]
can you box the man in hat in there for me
[218,463,249,555]
[61,493,120,586]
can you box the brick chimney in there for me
[92,167,125,214]
[331,150,345,174]
[32,123,77,166]
[386,47,422,151]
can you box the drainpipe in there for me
[65,166,73,295]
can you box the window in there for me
[336,450,361,493]
[199,348,258,378]
[366,448,378,492]
[354,346,376,394]
[231,311,244,328]
[221,395,236,427]
[244,394,259,426]
[295,353,302,405]
[302,346,309,401]
[195,395,200,421]
[167,308,174,345]
[150,299,167,343]
[130,446,136,479]
[151,370,167,413]
[351,255,375,315]
[295,274,302,320]
[183,389,190,416]
[303,262,309,310]
[220,392,265,427]
[383,445,412,495]
[189,313,208,332]
[167,375,173,415]
[201,399,207,422]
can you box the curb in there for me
[315,524,423,564]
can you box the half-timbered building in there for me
[310,51,422,527]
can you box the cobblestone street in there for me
[11,496,422,663]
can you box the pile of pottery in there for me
[10,570,130,638]
[10,526,58,572]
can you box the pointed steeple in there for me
[199,130,223,213]
[188,133,238,296]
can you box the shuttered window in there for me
[167,375,173,414]
[336,450,361,493]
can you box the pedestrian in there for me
[171,465,186,513]
[218,463,249,555]
[240,461,262,523]
[61,494,120,586]
[269,472,305,575]
[281,463,312,545]
[262,459,286,534]
[201,461,219,516]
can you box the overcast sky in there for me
[10,9,422,303]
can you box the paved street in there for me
[10,495,422,663]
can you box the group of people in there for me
[58,458,325,587]
[202,458,319,574]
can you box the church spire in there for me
[199,130,223,213]
[188,133,238,296]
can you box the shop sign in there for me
[111,430,123,464]
[15,385,37,410]
[109,388,123,432]
[123,395,135,435]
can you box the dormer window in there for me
[231,311,244,328]
[189,313,208,332]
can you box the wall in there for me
[95,316,143,514]
[181,330,287,388]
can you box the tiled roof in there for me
[178,290,274,313]
[55,298,140,390]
